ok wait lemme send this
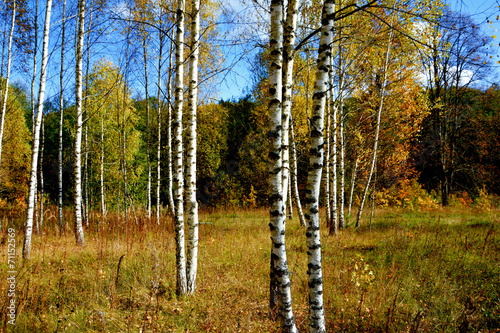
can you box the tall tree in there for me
[58,0,66,234]
[303,0,336,330]
[173,0,187,296]
[186,0,200,295]
[23,0,53,259]
[73,0,86,246]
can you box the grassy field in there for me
[0,206,499,332]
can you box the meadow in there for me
[0,206,499,332]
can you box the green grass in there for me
[1,206,499,332]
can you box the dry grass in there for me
[0,206,499,332]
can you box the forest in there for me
[0,0,499,331]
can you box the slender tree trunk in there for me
[329,57,338,236]
[348,156,358,220]
[325,101,331,229]
[100,115,105,219]
[58,0,66,235]
[173,0,187,296]
[304,1,335,331]
[281,0,299,211]
[73,0,86,246]
[268,0,297,331]
[31,0,38,133]
[355,29,393,229]
[288,180,293,220]
[142,28,152,220]
[83,0,93,228]
[156,18,164,224]
[39,116,45,230]
[0,0,16,175]
[290,116,306,227]
[186,0,200,295]
[369,165,377,231]
[167,43,175,215]
[23,0,54,259]
[338,102,345,229]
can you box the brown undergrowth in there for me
[0,206,499,332]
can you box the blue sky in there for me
[217,0,500,100]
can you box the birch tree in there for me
[58,0,66,234]
[23,0,53,259]
[268,0,297,330]
[186,0,200,295]
[303,0,336,330]
[355,27,394,229]
[74,0,86,246]
[173,0,187,295]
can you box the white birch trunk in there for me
[290,116,306,227]
[186,0,200,295]
[74,0,85,246]
[325,101,331,228]
[58,0,66,234]
[304,1,335,331]
[0,0,16,174]
[100,115,106,218]
[30,0,38,133]
[268,0,297,330]
[143,30,152,220]
[329,60,338,236]
[156,18,164,224]
[281,0,299,210]
[167,43,175,215]
[338,102,345,229]
[355,29,393,229]
[39,116,45,230]
[173,0,187,295]
[348,156,358,219]
[23,0,54,259]
[83,0,93,227]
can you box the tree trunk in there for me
[325,101,331,229]
[83,0,93,228]
[173,0,187,296]
[30,0,38,133]
[268,0,297,331]
[156,17,164,224]
[142,28,152,220]
[58,0,66,235]
[186,0,200,295]
[290,116,306,227]
[355,29,393,229]
[73,0,86,246]
[328,56,338,236]
[23,0,54,259]
[0,0,16,175]
[167,43,175,215]
[281,0,299,211]
[304,1,335,330]
[348,156,358,220]
[100,115,106,219]
[39,116,45,230]
[338,101,345,229]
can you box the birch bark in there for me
[23,0,54,259]
[156,16,164,224]
[290,116,306,227]
[304,0,335,330]
[173,0,187,295]
[186,0,200,295]
[268,0,297,330]
[74,0,86,246]
[281,0,299,209]
[58,0,66,234]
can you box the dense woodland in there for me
[0,0,499,330]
